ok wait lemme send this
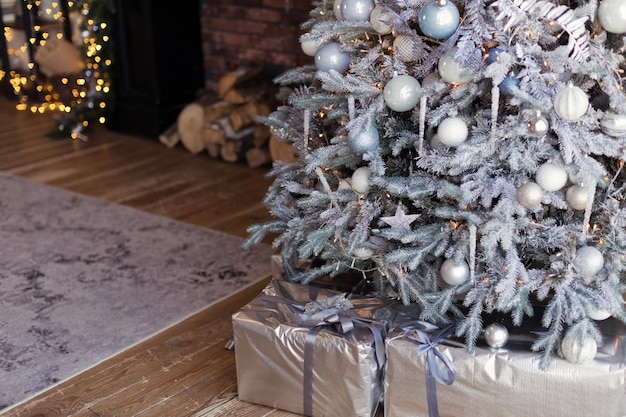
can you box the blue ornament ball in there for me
[500,76,519,96]
[341,0,375,22]
[315,42,351,73]
[349,124,380,153]
[486,47,504,64]
[383,74,421,112]
[418,0,460,40]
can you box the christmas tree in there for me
[244,0,626,368]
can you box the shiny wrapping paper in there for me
[384,321,626,417]
[232,278,393,417]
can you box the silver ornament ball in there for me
[484,323,509,348]
[527,114,549,136]
[565,185,591,211]
[516,181,543,209]
[573,246,604,279]
[438,47,473,85]
[340,0,375,22]
[315,42,351,73]
[370,5,393,34]
[440,258,470,286]
[349,124,380,154]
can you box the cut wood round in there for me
[245,147,272,168]
[269,136,298,163]
[177,102,205,154]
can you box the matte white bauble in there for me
[370,5,393,34]
[553,84,589,122]
[301,37,323,57]
[573,246,604,279]
[587,305,611,321]
[516,182,543,209]
[440,258,470,286]
[351,166,372,193]
[393,35,419,62]
[565,185,591,210]
[429,133,444,149]
[484,323,509,348]
[561,333,597,364]
[341,0,375,22]
[600,112,626,137]
[535,162,568,191]
[438,47,473,85]
[598,0,626,34]
[334,0,344,20]
[437,116,468,147]
[383,75,421,112]
[315,42,351,73]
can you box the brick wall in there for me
[200,0,313,92]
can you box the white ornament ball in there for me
[561,333,597,364]
[527,114,549,136]
[383,74,421,112]
[598,0,626,34]
[301,37,322,57]
[370,5,393,34]
[565,185,591,210]
[535,162,568,191]
[349,124,379,154]
[484,323,509,348]
[393,35,419,62]
[341,0,375,22]
[600,112,626,137]
[437,116,468,147]
[438,47,473,85]
[440,258,470,286]
[553,84,589,122]
[516,182,544,209]
[417,0,460,40]
[429,133,444,149]
[334,0,344,20]
[351,166,372,193]
[315,42,351,73]
[573,246,604,279]
[587,305,611,321]
[337,179,352,191]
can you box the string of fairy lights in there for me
[2,0,114,139]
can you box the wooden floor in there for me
[0,98,302,417]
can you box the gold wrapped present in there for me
[384,320,626,417]
[232,278,393,417]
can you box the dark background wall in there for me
[200,0,312,91]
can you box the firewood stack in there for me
[160,61,296,168]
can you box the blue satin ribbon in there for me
[402,322,456,417]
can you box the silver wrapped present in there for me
[232,278,393,417]
[384,320,626,417]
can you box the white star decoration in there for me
[380,206,420,231]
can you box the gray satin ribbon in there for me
[253,292,386,417]
[400,322,456,417]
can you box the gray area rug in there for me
[0,172,273,411]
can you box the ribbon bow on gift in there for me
[293,293,384,417]
[401,321,457,417]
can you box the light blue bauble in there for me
[383,74,421,112]
[315,42,351,73]
[341,0,375,22]
[500,76,519,96]
[349,124,379,153]
[418,0,460,40]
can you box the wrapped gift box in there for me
[232,278,393,417]
[384,320,626,417]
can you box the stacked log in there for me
[160,62,292,168]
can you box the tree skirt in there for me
[0,172,273,411]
